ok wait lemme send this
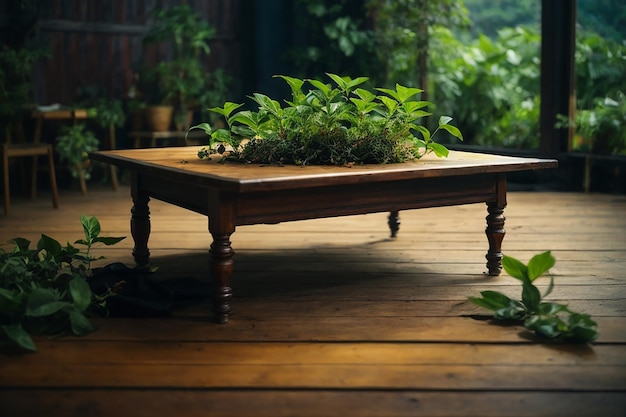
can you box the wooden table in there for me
[90,146,558,323]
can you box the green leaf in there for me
[326,73,349,90]
[66,308,96,336]
[92,236,126,246]
[345,76,368,91]
[566,313,598,343]
[429,142,450,158]
[349,98,378,114]
[379,96,398,115]
[0,288,21,315]
[527,251,555,281]
[502,255,528,281]
[469,290,512,310]
[208,102,243,118]
[10,237,31,251]
[413,125,431,142]
[353,88,376,102]
[81,215,101,242]
[521,281,541,312]
[494,301,527,320]
[251,93,283,117]
[394,84,423,103]
[402,101,430,114]
[439,115,453,126]
[307,79,332,96]
[525,315,564,339]
[186,123,212,142]
[537,302,568,315]
[228,125,254,139]
[69,276,92,312]
[438,124,464,141]
[37,234,63,258]
[275,75,305,95]
[1,323,37,351]
[25,288,70,317]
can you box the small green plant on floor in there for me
[0,216,125,352]
[469,251,598,343]
[190,73,462,166]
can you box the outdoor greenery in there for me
[0,216,125,352]
[286,0,626,155]
[191,73,462,165]
[469,251,598,344]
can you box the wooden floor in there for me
[1,184,625,417]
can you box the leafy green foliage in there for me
[55,125,100,180]
[554,30,626,155]
[191,73,462,166]
[0,216,125,352]
[141,4,230,111]
[429,26,541,149]
[469,252,598,343]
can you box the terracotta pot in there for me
[144,105,173,131]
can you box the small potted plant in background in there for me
[141,4,217,131]
[55,124,99,193]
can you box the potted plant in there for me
[55,124,100,182]
[191,73,462,165]
[141,5,217,131]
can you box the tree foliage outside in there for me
[285,0,626,155]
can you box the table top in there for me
[32,109,89,119]
[90,146,558,192]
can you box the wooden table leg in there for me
[388,211,400,238]
[485,176,507,275]
[209,232,234,323]
[130,175,151,269]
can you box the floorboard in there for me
[0,185,625,417]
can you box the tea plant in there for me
[469,251,598,343]
[0,216,125,352]
[190,73,462,165]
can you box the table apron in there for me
[136,172,501,226]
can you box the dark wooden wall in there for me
[32,0,249,105]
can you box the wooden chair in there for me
[1,120,59,215]
[32,109,118,196]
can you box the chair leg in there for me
[47,146,59,209]
[107,125,119,191]
[2,148,10,215]
[110,165,119,191]
[76,163,87,196]
[30,155,38,199]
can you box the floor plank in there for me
[0,186,624,417]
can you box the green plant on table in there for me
[469,251,598,343]
[190,73,462,166]
[55,124,100,180]
[0,216,125,352]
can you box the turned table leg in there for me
[210,232,234,323]
[485,201,506,276]
[388,210,400,238]
[130,176,151,269]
